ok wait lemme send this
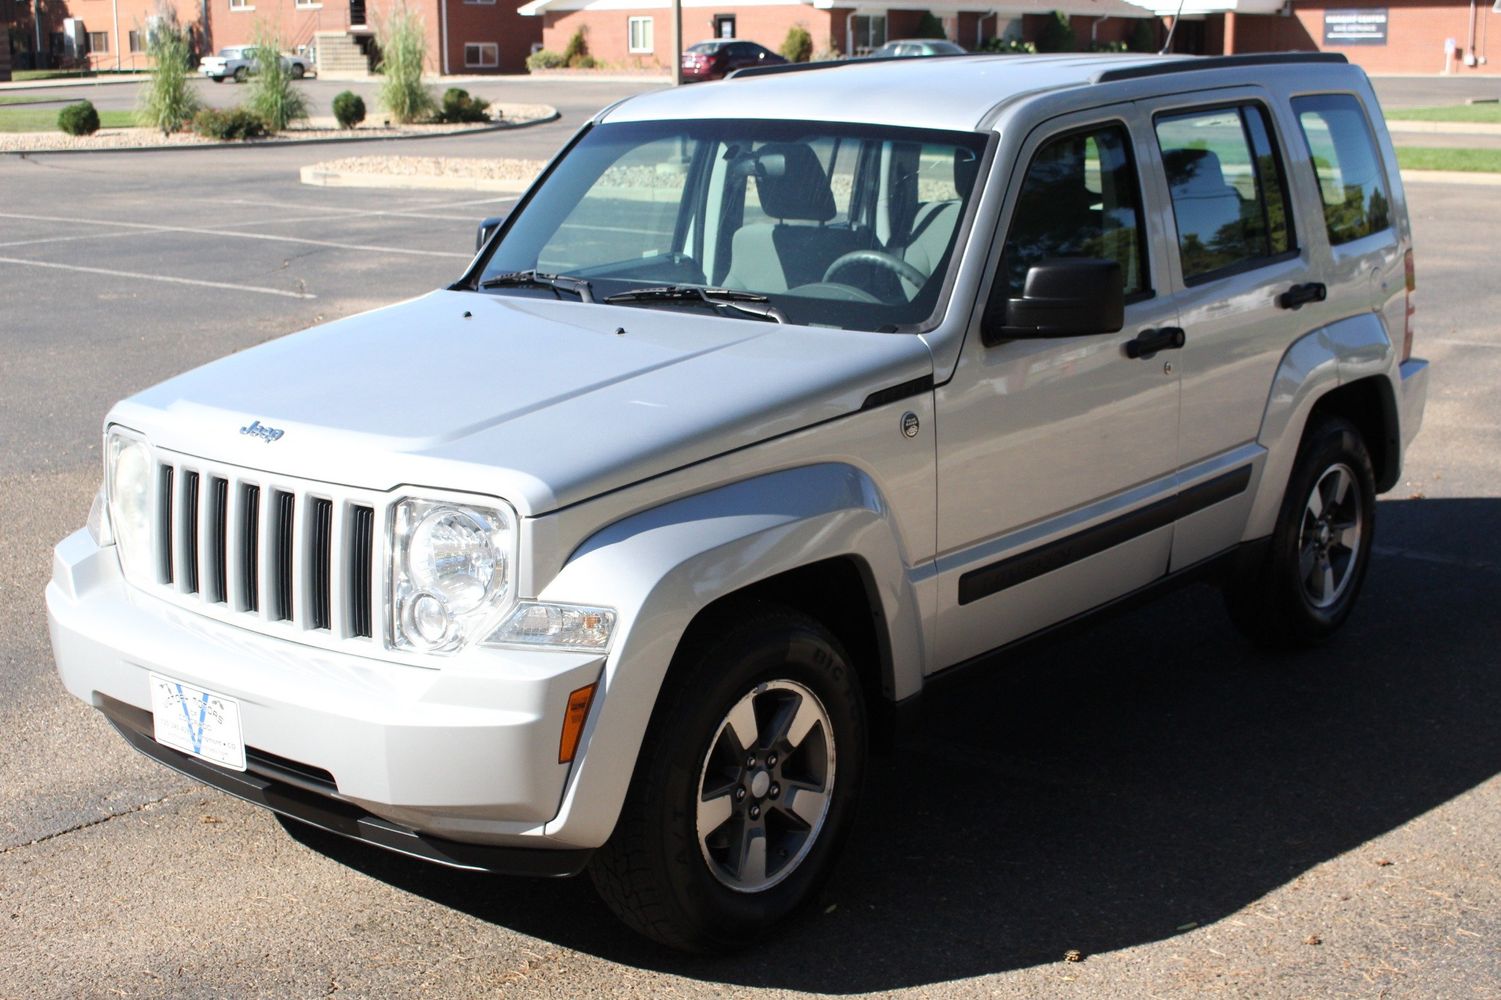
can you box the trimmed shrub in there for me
[1035,11,1076,53]
[526,49,565,70]
[438,87,490,123]
[332,90,366,128]
[562,29,588,66]
[137,10,200,134]
[913,11,947,40]
[1089,39,1128,52]
[376,4,435,124]
[191,107,270,140]
[58,100,101,136]
[246,28,311,132]
[780,25,813,63]
[1128,17,1159,52]
[981,36,1037,54]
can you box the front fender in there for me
[535,463,923,848]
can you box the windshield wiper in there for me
[602,285,786,324]
[480,270,594,303]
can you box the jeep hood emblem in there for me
[240,419,285,443]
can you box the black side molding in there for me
[958,465,1252,606]
[98,696,592,879]
[1093,52,1348,83]
[862,375,934,411]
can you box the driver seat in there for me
[723,143,867,292]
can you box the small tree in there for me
[913,12,947,40]
[1128,17,1158,52]
[137,6,200,135]
[376,4,435,124]
[780,24,813,63]
[247,26,310,132]
[561,29,596,68]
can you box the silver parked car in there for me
[199,45,313,83]
[870,38,968,57]
[50,52,1427,951]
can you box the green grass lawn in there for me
[10,69,98,81]
[1397,146,1501,173]
[0,106,139,133]
[0,95,57,107]
[1385,104,1501,124]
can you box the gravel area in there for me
[311,154,548,181]
[0,103,554,153]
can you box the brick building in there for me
[517,0,1501,75]
[2,0,538,74]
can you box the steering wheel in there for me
[822,250,928,289]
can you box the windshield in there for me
[476,119,989,331]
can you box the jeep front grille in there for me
[150,454,378,642]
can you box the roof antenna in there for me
[1159,0,1189,55]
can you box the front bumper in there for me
[47,528,606,862]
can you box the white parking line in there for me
[0,211,470,259]
[215,198,483,223]
[0,256,316,299]
[1431,338,1501,349]
[0,231,140,249]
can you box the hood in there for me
[110,290,932,516]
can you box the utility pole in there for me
[672,0,682,85]
[33,0,44,67]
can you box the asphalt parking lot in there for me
[2,78,1499,998]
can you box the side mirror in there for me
[982,258,1125,346]
[475,214,508,252]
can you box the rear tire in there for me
[1225,415,1376,648]
[233,66,248,83]
[290,63,306,80]
[589,606,866,952]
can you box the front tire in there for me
[290,63,306,79]
[590,607,866,952]
[1226,415,1376,648]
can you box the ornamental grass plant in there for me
[376,5,435,124]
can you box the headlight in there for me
[391,497,516,652]
[106,430,153,579]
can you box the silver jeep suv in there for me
[48,52,1428,951]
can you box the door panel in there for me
[1142,92,1321,569]
[934,106,1183,670]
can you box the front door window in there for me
[849,14,886,55]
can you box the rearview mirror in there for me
[982,258,1124,346]
[475,214,508,252]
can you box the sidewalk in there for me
[0,74,146,92]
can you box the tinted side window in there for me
[1155,104,1294,283]
[1293,94,1392,246]
[1004,125,1148,299]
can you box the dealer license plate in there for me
[149,674,246,771]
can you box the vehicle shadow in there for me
[280,496,1501,992]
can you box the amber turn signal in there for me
[558,683,598,764]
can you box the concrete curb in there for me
[0,108,558,157]
[1399,167,1501,185]
[0,74,147,92]
[299,165,532,193]
[1389,120,1501,135]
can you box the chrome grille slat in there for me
[181,470,201,595]
[141,450,381,650]
[274,490,296,622]
[349,506,375,639]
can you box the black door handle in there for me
[1125,326,1185,359]
[1278,282,1327,310]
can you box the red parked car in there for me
[681,40,787,82]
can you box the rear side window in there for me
[1155,104,1294,283]
[1293,94,1392,246]
[1003,125,1149,299]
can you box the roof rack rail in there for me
[729,60,859,81]
[1093,52,1348,83]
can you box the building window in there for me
[465,42,499,68]
[713,14,735,39]
[128,29,143,52]
[87,31,110,54]
[295,0,322,8]
[628,16,653,53]
[848,13,886,55]
[229,0,251,10]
